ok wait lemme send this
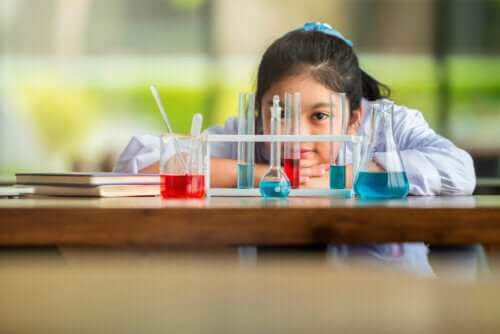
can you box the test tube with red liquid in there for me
[160,134,206,199]
[284,92,301,189]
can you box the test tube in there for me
[284,92,301,189]
[329,93,349,189]
[237,93,255,189]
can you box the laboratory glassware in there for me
[160,134,206,199]
[259,95,291,198]
[237,93,256,189]
[353,101,409,199]
[329,92,349,189]
[284,92,301,189]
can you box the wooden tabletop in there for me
[1,195,500,246]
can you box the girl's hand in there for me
[299,156,329,185]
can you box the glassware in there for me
[329,92,349,189]
[237,93,256,189]
[354,101,409,199]
[284,92,301,189]
[160,134,206,199]
[259,95,291,198]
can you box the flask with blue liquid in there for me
[259,95,291,199]
[354,102,410,199]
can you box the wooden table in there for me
[1,195,500,247]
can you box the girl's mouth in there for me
[300,149,315,158]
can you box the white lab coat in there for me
[114,99,476,276]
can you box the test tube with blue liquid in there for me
[237,93,255,189]
[259,95,291,198]
[329,93,348,189]
[353,102,410,199]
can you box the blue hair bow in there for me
[298,22,353,47]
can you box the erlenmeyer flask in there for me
[354,102,409,199]
[260,95,291,198]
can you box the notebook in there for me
[15,172,161,198]
[16,172,160,186]
[28,184,160,197]
[0,186,34,197]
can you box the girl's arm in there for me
[381,105,476,195]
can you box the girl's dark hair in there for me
[255,30,390,131]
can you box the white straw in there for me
[150,85,188,172]
[150,85,175,135]
[190,113,203,136]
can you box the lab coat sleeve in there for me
[113,135,161,173]
[376,105,476,195]
[203,117,239,160]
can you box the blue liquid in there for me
[259,180,291,198]
[354,171,410,199]
[237,163,254,189]
[329,165,346,189]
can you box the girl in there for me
[114,22,476,275]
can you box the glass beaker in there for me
[237,93,256,189]
[329,92,349,189]
[354,102,409,199]
[284,92,301,189]
[160,134,206,199]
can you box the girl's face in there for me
[261,74,362,164]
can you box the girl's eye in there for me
[311,112,330,121]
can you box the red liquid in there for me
[161,174,205,199]
[284,158,300,189]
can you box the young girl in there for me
[114,22,476,275]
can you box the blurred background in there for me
[1,0,499,187]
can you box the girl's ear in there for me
[347,108,362,135]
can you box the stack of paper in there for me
[16,173,160,197]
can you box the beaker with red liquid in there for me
[160,134,206,199]
[160,174,205,198]
[284,92,301,189]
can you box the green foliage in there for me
[89,83,215,134]
[169,0,206,11]
[21,83,99,154]
[14,56,500,161]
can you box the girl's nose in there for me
[300,117,312,135]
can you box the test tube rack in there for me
[205,134,363,197]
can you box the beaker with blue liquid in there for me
[354,102,410,199]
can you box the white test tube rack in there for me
[205,134,363,197]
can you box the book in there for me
[16,172,160,186]
[27,184,160,197]
[0,186,34,197]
